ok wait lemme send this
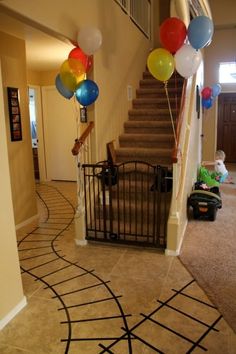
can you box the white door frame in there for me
[41,85,78,181]
[28,85,47,181]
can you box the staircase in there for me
[115,70,184,166]
[83,69,184,248]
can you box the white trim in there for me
[75,239,88,246]
[165,219,188,256]
[15,213,39,230]
[28,85,47,181]
[0,296,27,330]
[165,248,180,256]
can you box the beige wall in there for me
[209,0,236,27]
[153,0,170,48]
[0,31,37,225]
[203,1,236,160]
[0,60,25,326]
[178,72,203,242]
[27,68,58,86]
[1,0,152,162]
[93,2,152,160]
[167,68,204,253]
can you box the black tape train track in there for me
[17,183,223,353]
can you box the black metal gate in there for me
[83,161,172,249]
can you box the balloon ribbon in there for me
[164,81,177,147]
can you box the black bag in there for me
[150,169,173,193]
[97,164,118,186]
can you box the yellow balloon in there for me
[60,58,85,91]
[147,48,174,82]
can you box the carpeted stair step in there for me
[115,147,173,165]
[136,87,182,98]
[109,181,172,199]
[132,97,176,109]
[99,161,172,179]
[87,219,166,243]
[96,199,169,222]
[128,108,178,121]
[143,70,184,80]
[124,121,173,134]
[140,72,184,88]
[119,133,174,148]
[140,78,184,88]
[110,179,155,197]
[111,65,183,178]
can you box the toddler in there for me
[202,150,230,183]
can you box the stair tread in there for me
[116,147,172,154]
[88,219,167,241]
[119,133,173,140]
[113,65,183,168]
[143,70,184,79]
[128,108,177,114]
[124,121,172,127]
[140,76,183,82]
[137,87,182,92]
[103,161,172,171]
[133,97,176,103]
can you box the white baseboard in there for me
[165,248,180,256]
[15,213,39,230]
[165,219,188,257]
[0,296,27,330]
[75,238,88,246]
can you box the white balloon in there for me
[77,26,102,55]
[174,44,202,78]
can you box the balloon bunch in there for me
[201,83,221,109]
[147,16,214,82]
[55,26,102,106]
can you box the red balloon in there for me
[201,86,212,100]
[159,17,187,54]
[68,47,93,73]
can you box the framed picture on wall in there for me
[7,87,22,141]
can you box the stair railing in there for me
[71,121,94,156]
[72,121,94,246]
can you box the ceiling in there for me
[0,10,74,71]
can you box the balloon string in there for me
[164,81,177,147]
[72,95,80,139]
[174,72,178,119]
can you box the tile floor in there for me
[0,181,236,353]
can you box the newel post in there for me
[74,155,88,246]
[71,121,94,246]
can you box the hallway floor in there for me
[0,181,236,353]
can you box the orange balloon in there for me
[60,58,85,91]
[67,58,85,76]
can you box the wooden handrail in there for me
[106,140,116,165]
[172,79,187,163]
[71,121,94,156]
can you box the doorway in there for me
[29,87,39,179]
[217,93,236,162]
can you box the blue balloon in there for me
[212,83,221,97]
[55,74,74,99]
[202,97,213,109]
[75,79,99,106]
[188,16,214,50]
